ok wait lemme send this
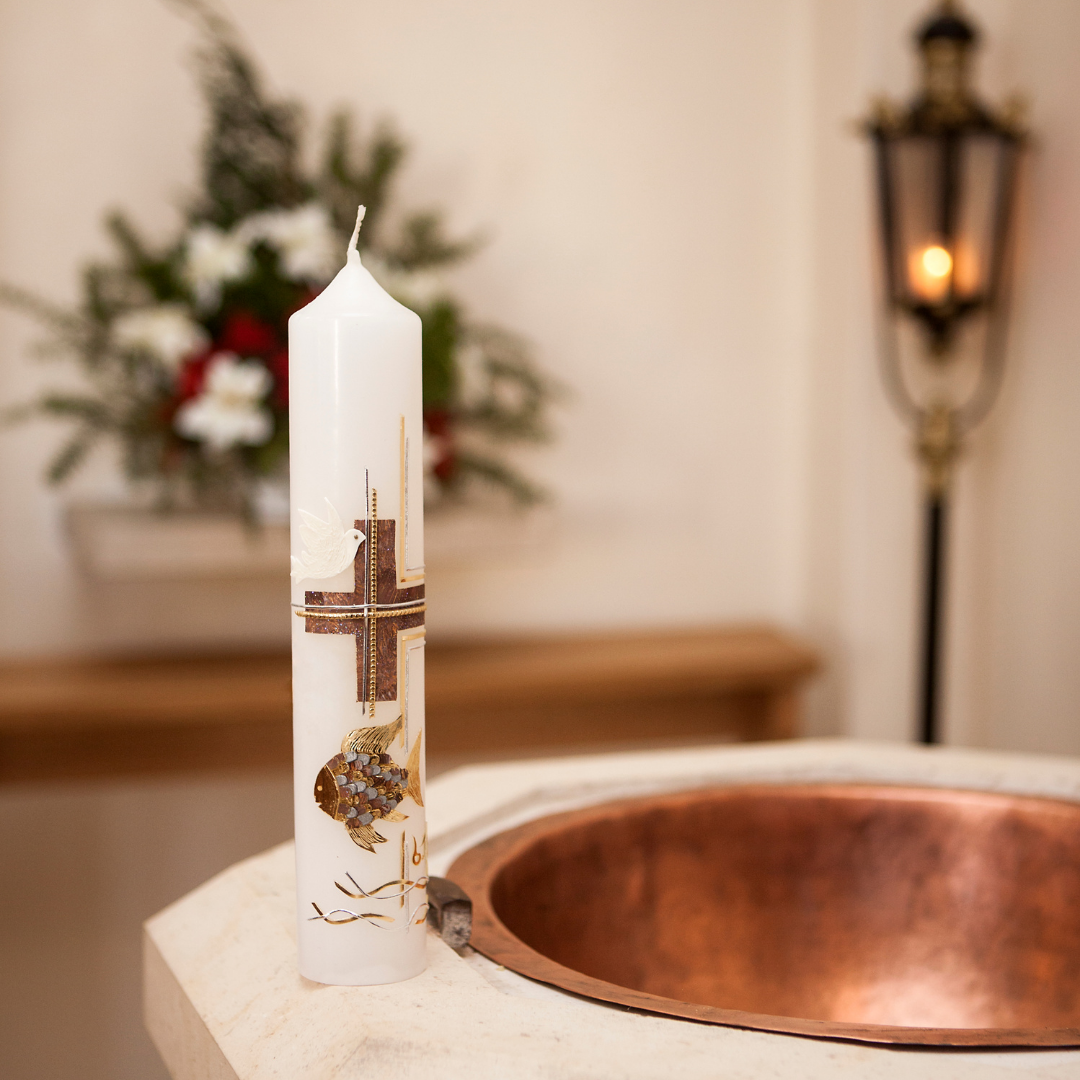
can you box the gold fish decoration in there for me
[314,715,423,852]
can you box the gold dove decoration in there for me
[314,715,423,853]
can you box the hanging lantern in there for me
[870,3,1024,357]
[864,0,1026,744]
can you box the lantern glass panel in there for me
[887,136,950,306]
[953,133,1008,302]
[882,131,1014,314]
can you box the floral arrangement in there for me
[3,1,555,517]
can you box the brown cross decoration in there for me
[302,516,425,705]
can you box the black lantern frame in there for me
[865,0,1026,744]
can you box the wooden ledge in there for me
[425,626,817,706]
[0,625,818,782]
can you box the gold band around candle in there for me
[293,603,427,620]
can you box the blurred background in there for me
[1,0,1079,1076]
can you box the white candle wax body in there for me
[289,241,427,986]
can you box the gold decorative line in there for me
[309,901,431,929]
[368,489,378,719]
[334,871,429,901]
[400,416,407,578]
[400,833,407,909]
[309,903,393,926]
[399,627,426,751]
[294,604,426,620]
[398,415,425,585]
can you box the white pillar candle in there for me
[289,207,428,985]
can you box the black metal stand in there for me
[919,493,948,744]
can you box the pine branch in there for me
[455,325,565,443]
[385,211,479,272]
[104,212,183,302]
[37,393,115,425]
[47,428,101,483]
[451,450,546,505]
[82,264,125,325]
[171,0,309,225]
[421,298,460,407]
[0,281,84,333]
[201,44,308,224]
[318,111,405,242]
[162,0,237,45]
[106,211,154,268]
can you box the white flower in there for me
[183,224,251,308]
[398,271,447,307]
[112,304,208,371]
[174,352,273,450]
[242,203,339,282]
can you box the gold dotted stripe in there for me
[368,492,378,719]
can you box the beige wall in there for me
[0,0,1078,753]
[946,1,1080,755]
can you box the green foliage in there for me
[105,213,185,303]
[319,111,405,245]
[387,212,478,272]
[1,0,559,514]
[421,299,460,408]
[188,9,309,225]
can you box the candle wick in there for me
[348,205,367,259]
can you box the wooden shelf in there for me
[0,625,817,782]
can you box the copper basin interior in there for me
[448,784,1080,1046]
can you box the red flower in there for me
[218,311,279,358]
[424,408,456,481]
[176,349,214,401]
[265,292,321,409]
[424,408,452,439]
[270,347,289,407]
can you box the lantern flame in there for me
[921,245,953,279]
[909,244,954,303]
